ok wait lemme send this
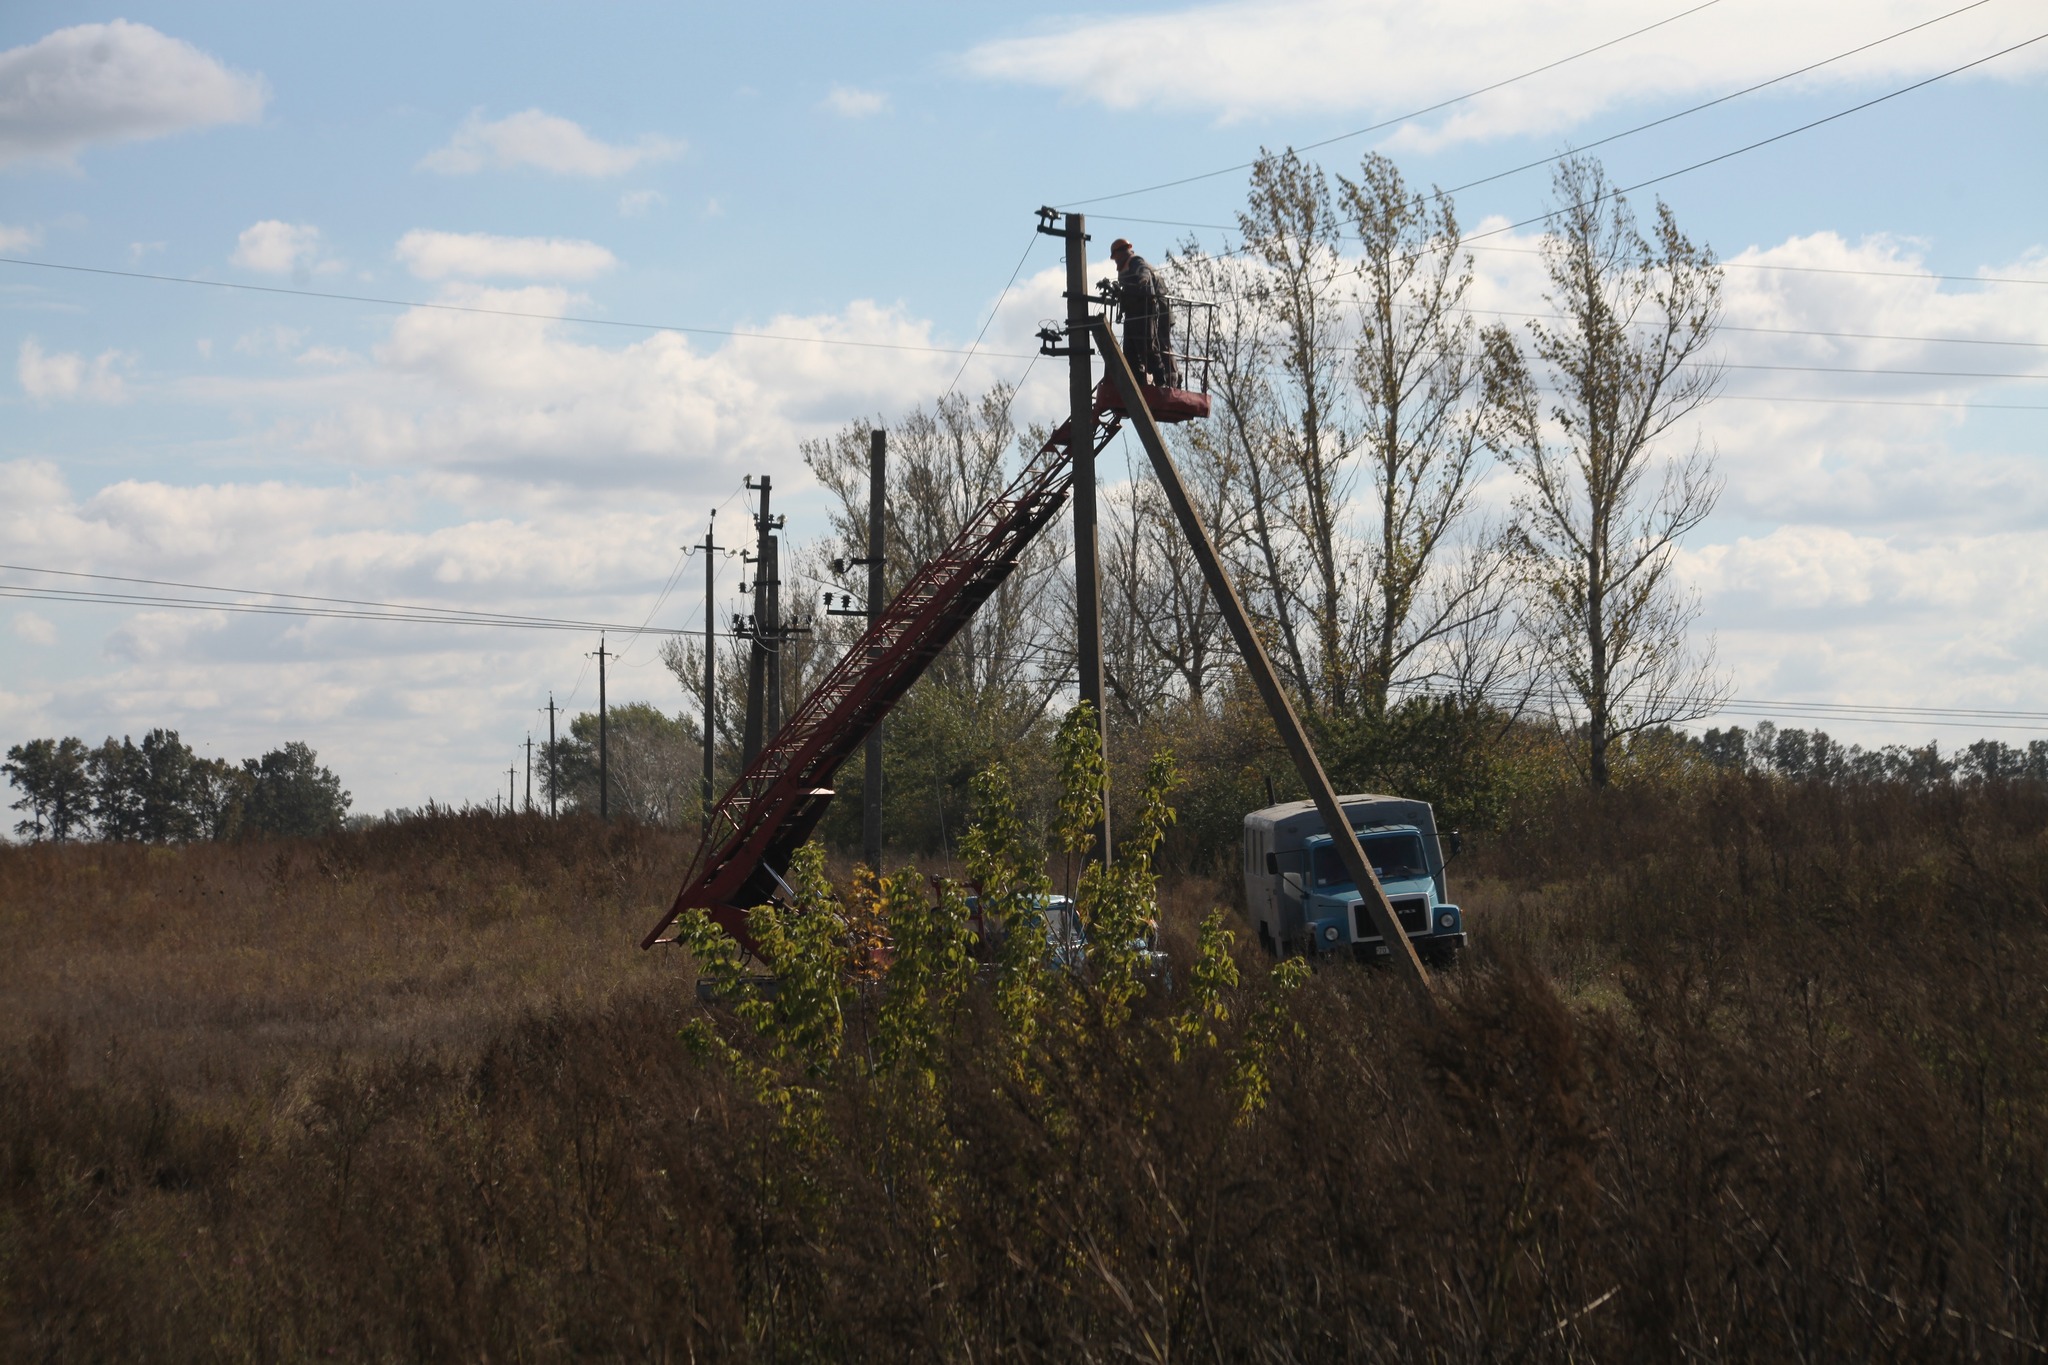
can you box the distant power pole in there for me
[544,692,559,818]
[524,733,533,813]
[699,513,721,830]
[864,428,887,869]
[507,764,516,815]
[740,475,782,764]
[592,635,612,821]
[764,537,783,735]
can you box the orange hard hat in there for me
[1110,238,1133,255]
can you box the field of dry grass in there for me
[0,813,690,1105]
[3,778,2046,1361]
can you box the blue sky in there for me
[3,0,2046,813]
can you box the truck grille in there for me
[1354,896,1431,941]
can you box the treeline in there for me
[3,732,349,843]
[1698,721,2048,786]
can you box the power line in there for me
[1060,0,1729,207]
[1441,0,1997,197]
[0,584,692,635]
[1466,307,2048,350]
[0,255,1041,362]
[1467,31,2048,250]
[1718,361,2048,380]
[939,229,1042,406]
[1716,393,2048,411]
[1466,243,2048,288]
[0,562,700,635]
[1104,219,2048,291]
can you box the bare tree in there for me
[1482,156,1727,787]
[1100,448,1231,722]
[801,383,1068,714]
[1337,151,1518,716]
[1237,149,1362,719]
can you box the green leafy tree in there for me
[86,730,215,843]
[241,742,350,837]
[3,737,91,841]
[961,761,1053,1065]
[541,704,700,824]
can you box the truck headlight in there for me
[1437,911,1455,930]
[1322,924,1339,943]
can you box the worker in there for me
[1109,238,1180,389]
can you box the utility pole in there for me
[764,536,783,735]
[524,734,533,813]
[592,635,612,821]
[863,428,886,870]
[544,692,559,818]
[740,475,779,764]
[507,764,516,815]
[699,512,721,831]
[1039,205,1111,865]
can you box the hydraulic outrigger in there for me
[644,266,1435,1005]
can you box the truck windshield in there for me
[1310,833,1428,888]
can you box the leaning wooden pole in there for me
[1091,318,1437,1006]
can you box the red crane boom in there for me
[642,400,1145,954]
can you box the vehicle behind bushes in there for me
[1242,794,1465,963]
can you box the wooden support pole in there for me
[1091,317,1436,1004]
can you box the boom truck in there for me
[1243,796,1465,964]
[643,243,1454,1002]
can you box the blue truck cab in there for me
[1242,795,1465,966]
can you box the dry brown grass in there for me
[0,811,690,1106]
[3,779,2047,1361]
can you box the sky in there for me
[2,0,2046,815]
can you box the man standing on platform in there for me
[1109,238,1180,389]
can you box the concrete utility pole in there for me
[699,513,721,832]
[863,427,886,870]
[507,765,516,814]
[544,692,559,818]
[1043,207,1111,866]
[1093,318,1435,1003]
[764,536,783,735]
[524,734,533,812]
[741,475,777,764]
[593,635,612,821]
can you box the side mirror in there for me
[1446,831,1464,858]
[1265,852,1279,875]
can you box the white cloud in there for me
[961,0,2048,142]
[0,20,266,167]
[821,84,889,118]
[231,220,322,274]
[233,324,309,357]
[618,188,666,217]
[12,612,56,646]
[394,229,618,281]
[0,224,42,251]
[18,338,127,401]
[419,109,682,177]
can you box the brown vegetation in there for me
[5,777,2048,1360]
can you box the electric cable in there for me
[1438,0,2000,198]
[1059,0,1730,207]
[938,229,1043,407]
[0,256,1041,361]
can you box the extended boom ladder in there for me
[642,409,1125,954]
